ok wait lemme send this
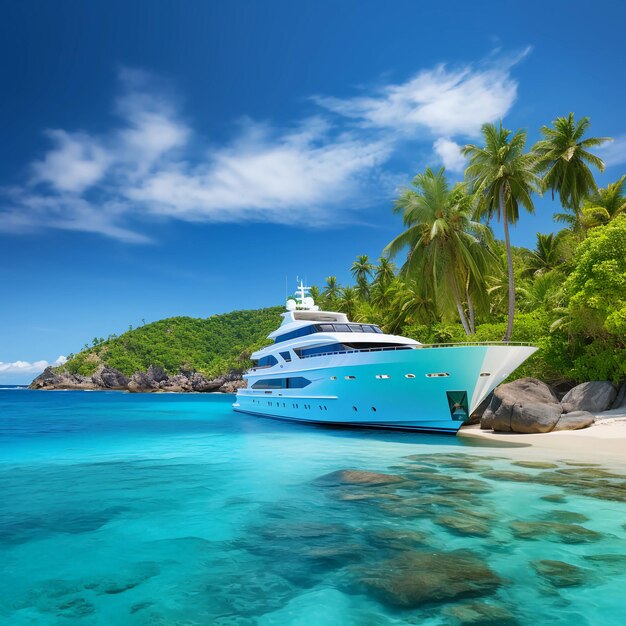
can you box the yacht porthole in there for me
[426,372,450,378]
[352,406,357,411]
[345,375,356,380]
[330,376,337,380]
[371,407,377,412]
[480,372,491,377]
[405,373,416,379]
[376,374,390,379]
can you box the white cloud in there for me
[315,50,528,138]
[433,137,466,172]
[598,135,626,167]
[0,355,66,382]
[126,122,391,223]
[31,130,110,193]
[0,52,527,241]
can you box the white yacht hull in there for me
[234,344,536,433]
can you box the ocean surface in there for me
[1,389,625,625]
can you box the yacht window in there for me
[274,325,316,344]
[348,324,363,332]
[318,324,334,332]
[334,324,350,332]
[296,343,348,357]
[254,355,278,368]
[376,374,391,379]
[362,325,376,333]
[252,377,311,389]
[279,351,292,362]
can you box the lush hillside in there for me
[62,307,283,378]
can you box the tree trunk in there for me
[467,289,476,334]
[501,187,515,342]
[452,280,471,336]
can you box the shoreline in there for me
[459,412,626,464]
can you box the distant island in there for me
[30,307,283,392]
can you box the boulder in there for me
[481,378,560,432]
[146,365,168,383]
[561,381,617,414]
[127,371,157,392]
[314,469,405,487]
[611,382,626,410]
[531,560,588,587]
[552,411,595,431]
[92,365,129,389]
[219,379,247,393]
[356,549,501,608]
[510,402,562,433]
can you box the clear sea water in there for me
[1,389,625,625]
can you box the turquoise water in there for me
[1,390,625,625]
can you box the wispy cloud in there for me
[315,49,529,138]
[598,134,626,167]
[0,51,527,242]
[0,355,66,382]
[432,138,466,173]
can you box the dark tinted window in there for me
[297,343,350,357]
[348,324,363,332]
[279,351,291,362]
[317,324,334,332]
[333,324,350,332]
[254,355,278,367]
[274,325,316,343]
[252,377,311,389]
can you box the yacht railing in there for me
[295,341,535,360]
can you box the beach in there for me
[460,410,626,464]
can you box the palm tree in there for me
[581,174,626,228]
[321,276,341,309]
[373,257,396,290]
[533,113,610,222]
[337,286,359,319]
[462,123,541,341]
[384,167,495,335]
[523,232,563,277]
[350,255,374,299]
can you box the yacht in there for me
[233,282,537,433]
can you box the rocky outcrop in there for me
[31,365,245,394]
[480,377,598,433]
[561,381,617,414]
[30,365,129,390]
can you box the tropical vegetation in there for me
[55,113,625,388]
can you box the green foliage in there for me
[60,307,283,378]
[566,215,626,339]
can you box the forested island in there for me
[32,115,625,392]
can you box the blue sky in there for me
[2,0,625,383]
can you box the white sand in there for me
[459,409,626,465]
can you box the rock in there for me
[314,469,405,487]
[219,379,247,393]
[434,515,491,537]
[480,378,566,433]
[443,601,520,625]
[544,510,590,524]
[512,461,559,469]
[611,382,626,409]
[552,411,595,431]
[29,366,96,390]
[91,365,130,389]
[147,365,168,383]
[356,549,501,608]
[510,521,602,543]
[510,402,562,433]
[128,371,157,392]
[561,381,617,414]
[532,560,588,587]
